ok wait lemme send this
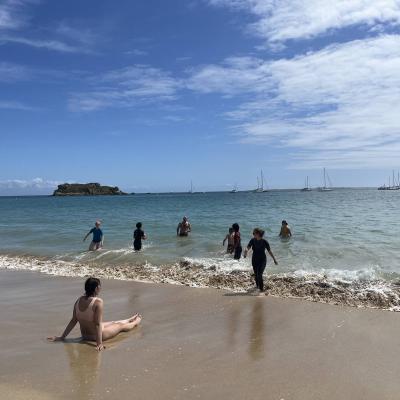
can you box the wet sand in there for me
[1,269,400,400]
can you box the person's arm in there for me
[187,223,191,232]
[288,227,292,237]
[223,234,228,246]
[278,227,283,237]
[243,239,253,258]
[93,299,105,351]
[268,249,278,265]
[143,232,147,240]
[83,230,92,242]
[177,223,181,236]
[48,302,78,341]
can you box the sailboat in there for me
[318,168,333,192]
[230,184,238,193]
[301,176,312,192]
[254,170,268,192]
[188,180,193,194]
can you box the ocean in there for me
[1,189,400,309]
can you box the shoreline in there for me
[1,253,400,311]
[1,268,400,399]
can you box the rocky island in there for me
[53,183,126,196]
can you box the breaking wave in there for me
[1,254,400,311]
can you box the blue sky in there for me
[1,0,400,194]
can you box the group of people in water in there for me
[52,217,293,351]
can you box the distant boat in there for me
[301,176,312,192]
[318,168,333,192]
[378,170,400,190]
[254,170,268,192]
[230,184,238,193]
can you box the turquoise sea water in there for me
[0,189,399,281]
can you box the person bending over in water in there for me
[244,228,278,294]
[223,227,234,254]
[232,223,242,260]
[48,277,141,351]
[83,221,103,251]
[133,222,147,251]
[177,216,191,236]
[279,220,292,239]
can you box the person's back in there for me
[75,295,101,340]
[133,222,146,251]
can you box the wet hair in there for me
[136,222,142,228]
[232,223,240,232]
[84,277,101,297]
[253,228,265,237]
[282,220,288,225]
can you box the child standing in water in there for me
[223,227,234,254]
[232,223,242,260]
[133,222,147,251]
[279,220,292,239]
[244,228,278,294]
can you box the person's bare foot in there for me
[128,314,139,323]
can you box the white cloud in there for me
[208,0,400,42]
[69,65,182,111]
[0,100,35,110]
[0,61,30,81]
[0,0,34,30]
[0,3,97,53]
[0,178,61,189]
[186,56,273,95]
[187,35,400,168]
[0,35,81,52]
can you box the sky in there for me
[1,0,400,194]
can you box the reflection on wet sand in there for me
[64,343,101,399]
[227,303,242,348]
[248,300,266,361]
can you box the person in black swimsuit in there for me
[232,223,242,260]
[244,228,278,294]
[133,222,147,251]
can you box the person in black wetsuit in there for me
[244,228,278,294]
[133,222,147,251]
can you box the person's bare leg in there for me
[102,315,142,341]
[103,314,139,328]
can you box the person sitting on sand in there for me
[223,227,234,254]
[177,216,191,236]
[244,228,278,295]
[133,222,147,251]
[232,223,242,260]
[83,221,104,251]
[279,220,292,239]
[48,277,142,351]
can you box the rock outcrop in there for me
[53,183,126,196]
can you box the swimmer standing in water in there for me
[223,227,234,254]
[232,223,242,260]
[177,216,191,237]
[133,222,147,251]
[279,220,292,239]
[244,228,278,295]
[83,220,103,251]
[48,277,141,351]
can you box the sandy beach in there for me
[1,269,400,400]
